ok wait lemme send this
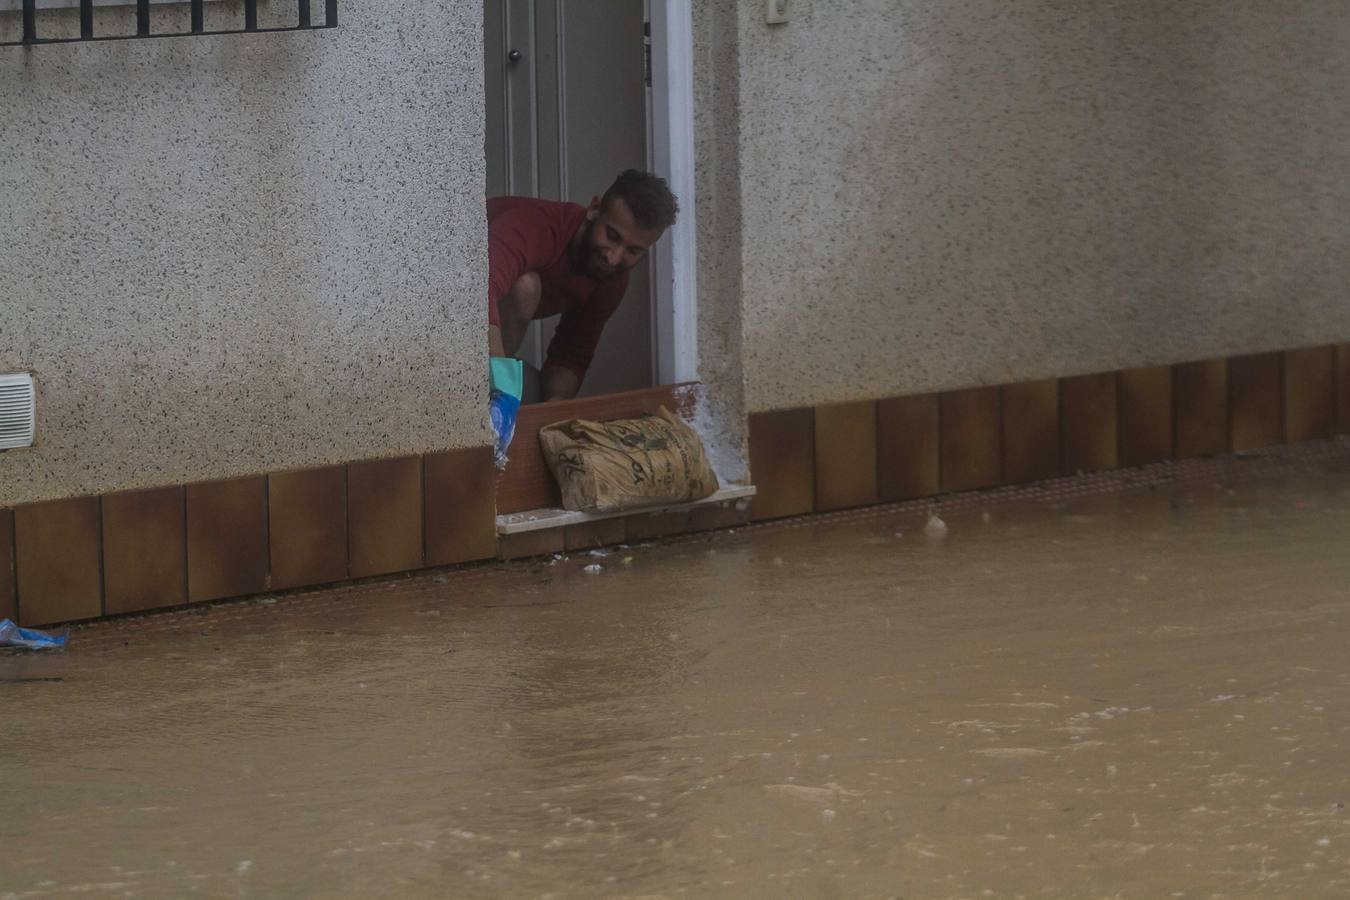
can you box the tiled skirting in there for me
[0,442,752,627]
[3,344,1346,627]
[496,501,751,561]
[0,447,498,627]
[749,345,1350,522]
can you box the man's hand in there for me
[488,325,505,358]
[541,365,580,402]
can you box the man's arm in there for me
[486,203,559,351]
[540,275,626,402]
[540,365,580,402]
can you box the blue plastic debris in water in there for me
[489,356,524,470]
[0,618,68,651]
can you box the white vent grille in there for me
[0,374,35,450]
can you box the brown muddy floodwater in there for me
[3,447,1350,898]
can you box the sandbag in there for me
[539,406,719,513]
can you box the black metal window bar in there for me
[4,0,336,47]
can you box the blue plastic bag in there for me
[0,618,68,651]
[490,356,524,470]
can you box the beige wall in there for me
[721,0,1350,413]
[689,0,750,483]
[7,1,1349,507]
[0,0,488,507]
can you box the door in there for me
[484,0,653,399]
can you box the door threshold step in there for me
[496,484,757,535]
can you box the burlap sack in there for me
[539,406,720,513]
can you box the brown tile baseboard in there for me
[348,457,424,579]
[1061,372,1118,474]
[1174,359,1228,458]
[688,502,752,533]
[747,344,1349,524]
[186,477,268,604]
[877,394,940,501]
[748,408,815,521]
[426,447,498,566]
[814,401,878,511]
[495,500,752,563]
[499,528,566,561]
[564,518,628,552]
[1229,352,1283,452]
[1284,346,1336,443]
[4,344,1346,624]
[1118,366,1172,468]
[5,445,500,626]
[1337,344,1350,435]
[625,510,692,542]
[14,497,103,626]
[0,509,14,623]
[269,466,347,591]
[1001,379,1059,484]
[103,486,187,615]
[940,387,1001,493]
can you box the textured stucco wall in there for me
[689,0,749,483]
[0,0,487,507]
[9,1,1349,507]
[730,0,1350,413]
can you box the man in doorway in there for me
[487,169,679,401]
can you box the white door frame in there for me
[648,0,699,385]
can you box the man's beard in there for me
[573,220,619,280]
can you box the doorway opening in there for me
[483,0,696,402]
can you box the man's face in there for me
[576,196,664,280]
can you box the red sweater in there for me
[487,196,629,382]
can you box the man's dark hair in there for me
[601,169,679,232]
